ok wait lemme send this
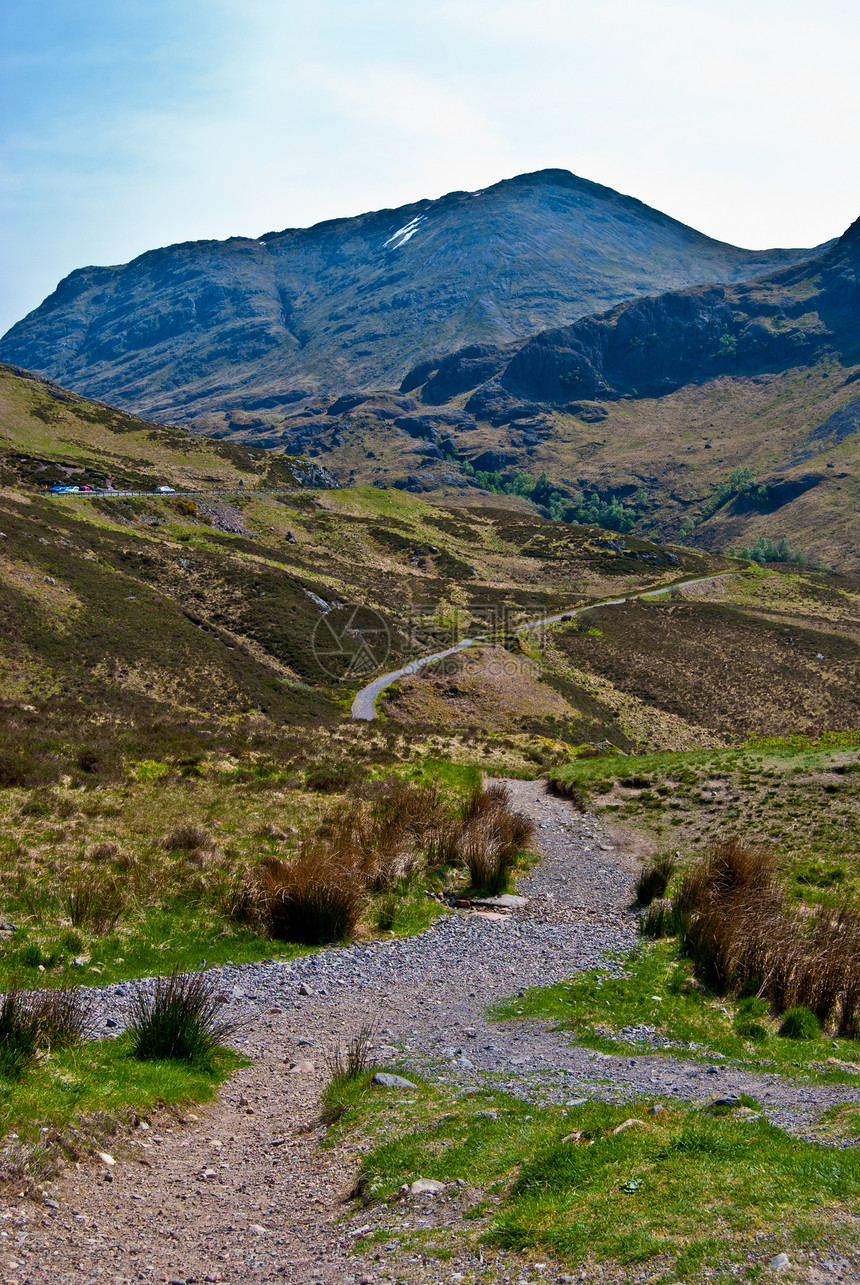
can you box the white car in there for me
[155,485,175,493]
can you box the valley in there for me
[0,173,860,1283]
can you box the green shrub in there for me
[778,1006,820,1040]
[734,1018,769,1042]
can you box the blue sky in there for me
[2,0,860,335]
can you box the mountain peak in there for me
[0,173,831,424]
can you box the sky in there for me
[2,0,860,336]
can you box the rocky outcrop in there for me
[500,224,860,402]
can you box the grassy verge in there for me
[548,732,860,904]
[324,1071,860,1280]
[491,940,860,1081]
[0,756,535,984]
[0,1032,241,1187]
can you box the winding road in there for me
[351,573,732,720]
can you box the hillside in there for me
[256,219,860,572]
[0,170,825,426]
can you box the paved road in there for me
[44,487,299,499]
[350,573,731,720]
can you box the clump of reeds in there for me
[0,984,92,1078]
[634,854,676,906]
[325,1026,376,1083]
[259,852,366,945]
[673,836,860,1035]
[129,971,239,1066]
[63,875,125,934]
[254,777,534,943]
[455,784,535,895]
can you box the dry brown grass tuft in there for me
[258,852,366,945]
[162,824,212,854]
[675,836,860,1033]
[454,786,536,894]
[87,841,120,864]
[63,876,126,934]
[250,775,535,942]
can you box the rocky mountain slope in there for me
[0,170,826,424]
[249,218,860,571]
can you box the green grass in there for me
[0,906,308,990]
[548,737,860,904]
[491,941,860,1081]
[325,1072,860,1279]
[0,1032,241,1180]
[402,757,482,800]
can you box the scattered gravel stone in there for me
[408,1178,446,1195]
[373,1072,417,1089]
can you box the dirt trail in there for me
[7,782,860,1284]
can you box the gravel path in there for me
[6,781,860,1284]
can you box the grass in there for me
[547,734,860,905]
[0,1032,241,1185]
[129,971,240,1067]
[671,837,860,1033]
[324,1071,860,1280]
[490,940,860,1080]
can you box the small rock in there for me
[248,1223,268,1234]
[238,1095,249,1106]
[96,1151,115,1167]
[104,1018,117,1029]
[472,894,528,910]
[0,922,18,932]
[409,1177,445,1195]
[298,983,313,996]
[611,1119,647,1135]
[288,1060,315,1074]
[231,985,245,999]
[706,1095,741,1111]
[200,1168,218,1180]
[43,1199,59,1210]
[372,1072,417,1089]
[648,1104,666,1116]
[769,1252,791,1272]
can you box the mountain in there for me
[246,220,860,572]
[0,170,827,428]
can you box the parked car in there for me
[49,485,79,493]
[155,485,175,493]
